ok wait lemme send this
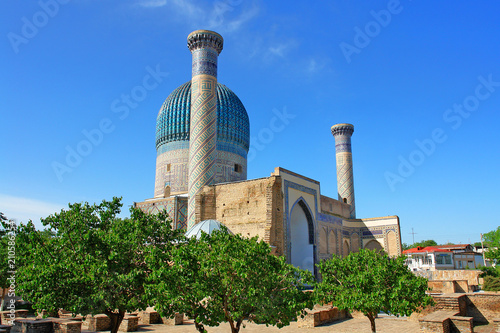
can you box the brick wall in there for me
[320,195,351,219]
[428,281,456,294]
[419,320,449,333]
[465,293,500,323]
[416,270,481,289]
[198,176,285,255]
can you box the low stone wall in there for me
[465,293,500,323]
[118,316,138,332]
[161,313,183,326]
[82,315,110,331]
[297,306,348,328]
[138,311,160,325]
[450,316,473,333]
[416,270,481,291]
[19,319,53,333]
[429,281,456,294]
[0,310,28,325]
[53,320,82,333]
[0,324,12,333]
[419,310,457,333]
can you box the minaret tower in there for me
[331,123,356,219]
[187,30,223,228]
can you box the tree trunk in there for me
[0,288,5,311]
[194,320,206,333]
[235,319,243,333]
[105,310,125,333]
[367,313,377,333]
[229,321,239,333]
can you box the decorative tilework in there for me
[176,199,188,230]
[187,30,223,55]
[157,141,190,155]
[331,123,356,218]
[317,212,343,226]
[363,230,383,236]
[191,48,218,77]
[135,197,188,230]
[185,31,225,228]
[283,180,318,266]
[154,148,189,197]
[188,75,218,228]
[155,82,250,152]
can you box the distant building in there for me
[403,247,454,271]
[403,244,486,271]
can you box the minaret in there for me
[187,30,223,228]
[331,123,356,219]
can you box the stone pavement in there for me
[127,317,498,333]
[131,317,421,333]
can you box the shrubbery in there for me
[479,265,500,277]
[483,276,500,291]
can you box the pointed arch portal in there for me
[290,198,316,276]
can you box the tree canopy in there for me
[146,228,314,333]
[483,227,500,261]
[0,212,14,311]
[15,198,182,333]
[402,239,439,251]
[315,249,433,333]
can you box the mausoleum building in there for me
[134,30,402,275]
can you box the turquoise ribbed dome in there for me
[155,81,250,151]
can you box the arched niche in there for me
[290,198,316,276]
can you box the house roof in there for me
[403,246,453,254]
[433,244,471,250]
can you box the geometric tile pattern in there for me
[317,212,343,226]
[188,75,218,228]
[186,30,224,229]
[155,82,250,152]
[331,123,356,218]
[154,147,189,197]
[134,197,187,230]
[154,146,247,197]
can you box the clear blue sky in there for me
[1,1,499,245]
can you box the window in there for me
[343,198,347,203]
[167,163,171,172]
[423,255,432,265]
[436,254,452,265]
[234,164,242,173]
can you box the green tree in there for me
[483,227,500,261]
[315,249,433,333]
[483,276,500,291]
[147,228,314,333]
[0,212,13,311]
[15,198,182,333]
[402,240,438,251]
[413,239,438,248]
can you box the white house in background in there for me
[453,251,485,269]
[403,244,486,271]
[403,247,454,272]
[474,246,495,267]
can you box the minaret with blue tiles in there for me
[331,123,356,219]
[187,30,223,228]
